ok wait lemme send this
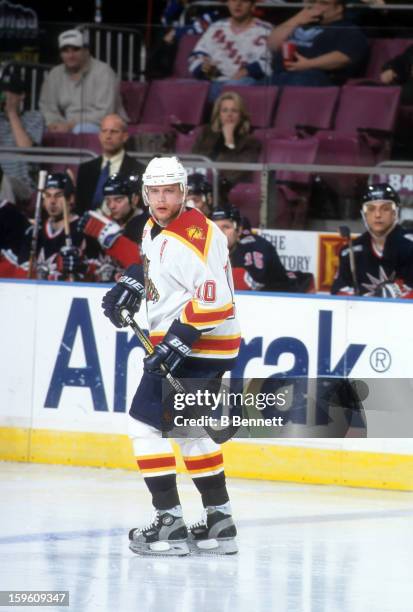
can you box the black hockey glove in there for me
[144,320,201,376]
[102,264,145,328]
[59,245,87,276]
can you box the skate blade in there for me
[189,537,238,556]
[129,539,190,557]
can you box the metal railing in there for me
[3,146,413,226]
[78,23,145,81]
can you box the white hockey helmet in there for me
[142,156,187,207]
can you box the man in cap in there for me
[39,29,126,134]
[332,183,413,297]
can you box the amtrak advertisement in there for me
[1,279,413,439]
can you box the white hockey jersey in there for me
[141,208,241,361]
[188,18,273,80]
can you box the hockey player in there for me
[332,183,413,297]
[212,206,314,292]
[79,174,148,275]
[18,172,84,280]
[186,173,213,217]
[101,157,241,556]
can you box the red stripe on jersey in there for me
[183,301,234,324]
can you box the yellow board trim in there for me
[2,427,413,491]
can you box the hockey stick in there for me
[28,170,48,279]
[339,225,360,296]
[61,185,75,282]
[120,310,239,444]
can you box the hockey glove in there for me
[144,320,201,376]
[58,245,87,276]
[78,211,122,250]
[102,264,145,328]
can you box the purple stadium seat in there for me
[71,134,101,155]
[229,137,319,228]
[220,85,279,128]
[266,137,319,228]
[315,85,401,196]
[42,132,74,148]
[172,34,201,79]
[139,80,210,128]
[227,178,261,227]
[120,81,148,124]
[365,38,412,81]
[272,86,339,137]
[175,126,204,154]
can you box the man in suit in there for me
[75,113,144,214]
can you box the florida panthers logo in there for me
[143,255,160,303]
[187,226,205,241]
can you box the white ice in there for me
[1,462,413,612]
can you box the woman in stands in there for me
[191,91,261,200]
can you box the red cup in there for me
[282,42,297,65]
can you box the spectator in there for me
[380,44,413,105]
[192,91,261,200]
[78,174,148,280]
[147,0,220,79]
[186,173,213,216]
[18,172,84,280]
[331,183,413,297]
[39,29,127,134]
[0,68,44,203]
[75,113,144,214]
[211,206,313,291]
[0,165,30,279]
[188,0,272,99]
[268,0,368,86]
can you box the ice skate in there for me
[188,506,238,555]
[129,507,189,557]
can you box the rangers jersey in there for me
[142,208,241,364]
[331,225,413,297]
[188,18,273,80]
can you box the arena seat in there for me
[271,86,339,137]
[365,38,412,81]
[265,137,319,229]
[220,85,279,128]
[172,34,201,79]
[315,85,401,197]
[228,137,319,228]
[139,79,210,128]
[120,81,148,125]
